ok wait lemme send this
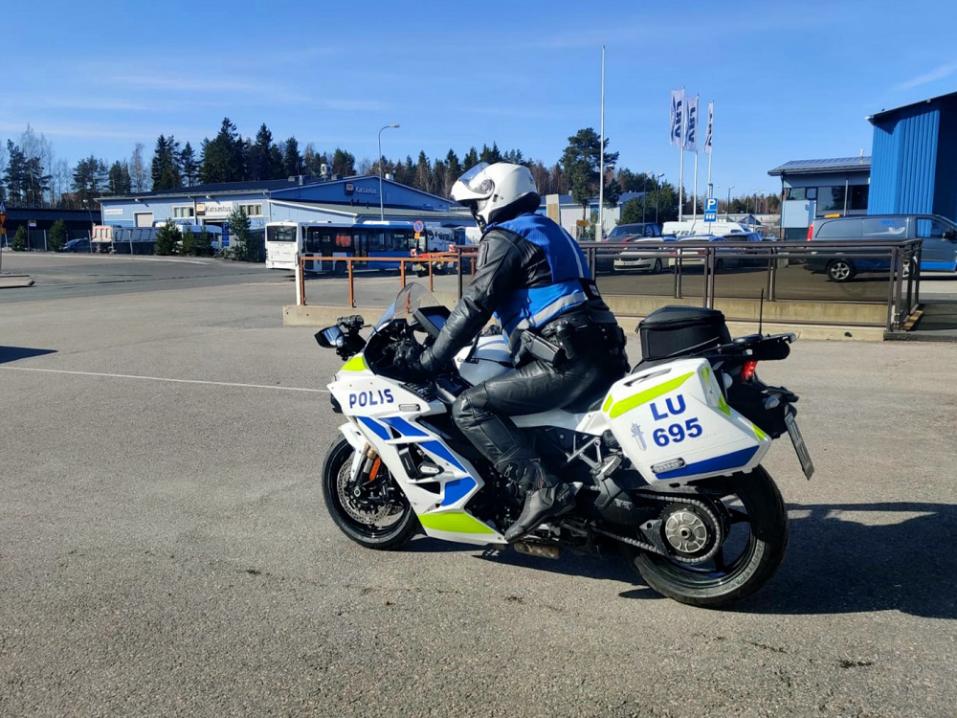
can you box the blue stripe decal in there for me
[421,440,467,473]
[382,416,428,437]
[441,477,476,506]
[357,416,390,441]
[920,260,956,271]
[654,446,759,480]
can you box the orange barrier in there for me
[295,249,478,308]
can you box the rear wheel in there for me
[321,437,418,550]
[826,258,855,282]
[626,466,788,608]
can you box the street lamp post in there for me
[727,185,734,221]
[378,123,400,221]
[654,173,665,224]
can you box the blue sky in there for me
[3,0,957,195]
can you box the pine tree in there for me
[247,124,275,180]
[73,156,108,203]
[415,151,432,193]
[3,141,27,205]
[444,149,461,195]
[23,156,51,206]
[463,147,479,170]
[48,219,67,251]
[200,118,245,183]
[561,128,618,222]
[107,161,132,194]
[179,143,198,186]
[150,135,181,191]
[282,137,303,177]
[331,148,355,177]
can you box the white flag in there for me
[704,101,714,155]
[684,95,698,152]
[670,89,685,147]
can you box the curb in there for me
[0,274,35,289]
[282,304,887,342]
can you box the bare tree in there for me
[130,143,148,192]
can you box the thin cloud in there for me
[894,62,957,91]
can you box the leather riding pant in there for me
[451,326,627,481]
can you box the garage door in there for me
[135,212,154,228]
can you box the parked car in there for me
[613,237,676,273]
[60,238,91,252]
[805,214,957,281]
[665,232,765,269]
[608,222,662,240]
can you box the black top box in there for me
[638,306,731,361]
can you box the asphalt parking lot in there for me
[1,254,956,717]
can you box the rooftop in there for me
[868,89,957,123]
[768,156,871,177]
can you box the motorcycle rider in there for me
[403,162,627,541]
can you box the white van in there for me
[663,220,750,238]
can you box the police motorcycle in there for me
[316,283,813,607]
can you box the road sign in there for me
[413,220,425,233]
[704,197,718,222]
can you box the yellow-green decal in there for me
[717,396,732,416]
[606,372,694,419]
[751,422,769,441]
[419,511,495,535]
[341,355,368,372]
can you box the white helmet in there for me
[450,162,540,228]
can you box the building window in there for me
[239,203,263,217]
[786,187,807,201]
[172,206,194,218]
[816,186,846,214]
[848,185,868,211]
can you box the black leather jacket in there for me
[420,226,618,372]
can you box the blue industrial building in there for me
[96,175,470,230]
[868,90,957,220]
[768,157,871,240]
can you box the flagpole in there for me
[693,152,699,221]
[707,100,714,199]
[598,45,605,241]
[678,147,684,223]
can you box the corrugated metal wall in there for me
[933,99,957,220]
[869,106,940,214]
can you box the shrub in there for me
[48,220,67,252]
[193,230,212,256]
[228,207,252,261]
[12,225,27,251]
[155,224,181,255]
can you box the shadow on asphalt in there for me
[734,502,957,619]
[405,502,957,618]
[0,346,57,364]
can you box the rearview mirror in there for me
[315,325,344,348]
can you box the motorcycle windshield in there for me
[374,282,446,331]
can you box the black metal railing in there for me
[449,240,922,332]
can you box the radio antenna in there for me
[758,288,765,335]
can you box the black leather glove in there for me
[392,339,427,380]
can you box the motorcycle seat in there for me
[564,384,613,414]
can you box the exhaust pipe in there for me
[513,541,560,560]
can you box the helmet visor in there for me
[456,162,494,196]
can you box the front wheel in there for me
[626,466,788,608]
[321,437,419,550]
[826,258,855,282]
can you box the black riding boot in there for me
[504,461,576,542]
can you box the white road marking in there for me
[0,366,328,393]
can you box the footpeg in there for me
[513,541,560,560]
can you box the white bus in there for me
[265,221,461,271]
